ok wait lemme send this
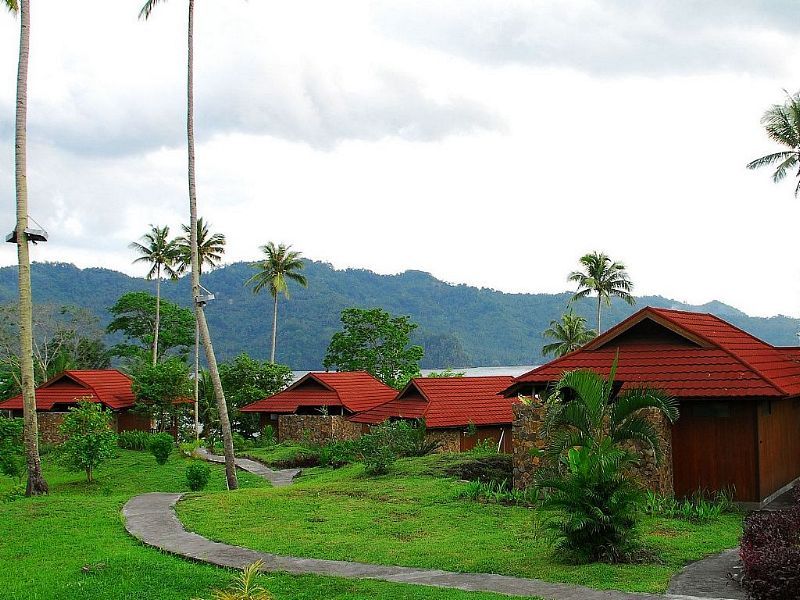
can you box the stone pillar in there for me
[511,402,546,489]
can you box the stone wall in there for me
[278,415,362,445]
[511,402,674,494]
[37,412,68,445]
[425,429,461,453]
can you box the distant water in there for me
[290,365,537,383]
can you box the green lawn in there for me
[179,455,743,594]
[0,450,514,600]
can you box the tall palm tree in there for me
[7,0,47,496]
[246,242,308,363]
[130,225,179,366]
[747,91,800,197]
[139,0,237,489]
[175,217,225,440]
[542,311,596,357]
[568,252,635,333]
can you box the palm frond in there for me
[139,0,166,20]
[746,151,795,171]
[4,0,19,14]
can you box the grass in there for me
[240,443,318,466]
[178,455,744,594]
[0,449,513,600]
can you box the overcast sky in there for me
[1,1,800,317]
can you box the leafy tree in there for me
[535,359,678,562]
[0,416,25,480]
[542,311,597,357]
[747,91,800,197]
[58,401,118,483]
[218,353,293,436]
[6,0,47,495]
[140,0,239,490]
[130,225,180,366]
[175,216,226,441]
[569,252,635,333]
[106,292,194,362]
[246,242,308,364]
[323,308,424,389]
[130,357,192,432]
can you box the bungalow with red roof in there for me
[0,370,153,444]
[240,371,397,443]
[350,376,517,453]
[504,306,800,504]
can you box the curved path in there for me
[195,448,301,487]
[122,492,739,600]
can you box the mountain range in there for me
[0,261,797,369]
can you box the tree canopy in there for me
[747,91,800,197]
[542,311,596,358]
[323,307,424,389]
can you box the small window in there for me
[692,402,730,418]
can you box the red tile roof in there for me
[507,307,800,399]
[350,376,517,428]
[0,370,137,411]
[240,371,397,414]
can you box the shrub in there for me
[741,507,800,599]
[149,432,174,465]
[232,432,253,452]
[2,483,25,503]
[0,416,25,480]
[197,560,272,600]
[358,424,399,476]
[186,462,211,491]
[470,438,498,454]
[318,440,358,468]
[179,440,202,458]
[257,425,276,448]
[117,430,155,451]
[58,401,118,482]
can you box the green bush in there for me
[2,483,25,503]
[318,440,358,468]
[149,432,174,465]
[358,423,401,475]
[0,416,25,480]
[117,430,155,451]
[257,425,276,448]
[58,401,118,482]
[185,462,211,491]
[179,440,202,458]
[232,432,253,452]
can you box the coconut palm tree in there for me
[175,217,225,440]
[6,0,48,496]
[542,311,596,357]
[139,0,237,489]
[536,358,678,561]
[246,242,308,363]
[568,252,635,333]
[130,225,179,366]
[747,91,800,197]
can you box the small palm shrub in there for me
[186,462,211,491]
[534,358,678,563]
[117,430,155,451]
[149,433,174,465]
[195,560,272,600]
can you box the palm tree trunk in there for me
[152,264,161,366]
[186,0,237,489]
[193,319,199,441]
[270,293,278,363]
[15,0,47,496]
[597,295,602,334]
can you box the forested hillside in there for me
[0,261,797,369]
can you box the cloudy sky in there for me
[1,1,800,317]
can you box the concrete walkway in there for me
[122,492,738,600]
[667,550,744,600]
[195,448,300,487]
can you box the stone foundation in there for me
[37,412,68,445]
[278,415,362,445]
[425,429,461,453]
[511,402,674,494]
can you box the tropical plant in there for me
[185,461,211,491]
[246,242,307,363]
[6,0,47,496]
[534,359,678,562]
[542,310,597,357]
[58,401,118,482]
[194,560,272,600]
[175,217,226,440]
[323,307,424,389]
[130,356,192,432]
[130,225,180,366]
[568,252,635,333]
[747,91,800,197]
[139,0,238,490]
[149,432,174,466]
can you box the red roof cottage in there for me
[240,371,396,442]
[504,306,800,504]
[351,376,517,452]
[0,370,152,444]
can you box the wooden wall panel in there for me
[671,399,758,501]
[758,398,800,499]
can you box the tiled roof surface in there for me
[240,371,396,414]
[0,370,136,410]
[350,376,517,427]
[510,307,800,399]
